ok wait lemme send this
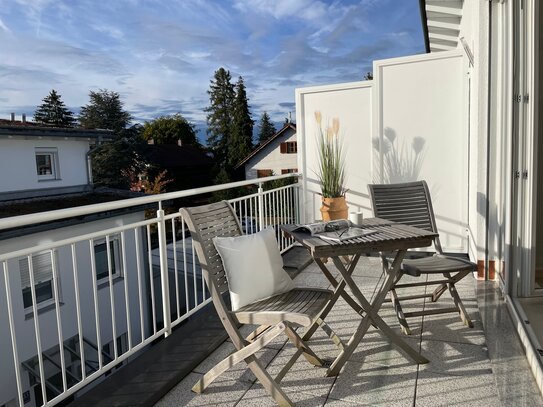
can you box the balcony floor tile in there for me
[154,257,543,406]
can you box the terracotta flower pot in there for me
[320,196,348,221]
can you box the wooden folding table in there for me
[281,218,438,377]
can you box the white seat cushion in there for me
[213,227,295,311]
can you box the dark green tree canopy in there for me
[89,124,147,188]
[142,114,200,147]
[228,76,254,168]
[79,89,132,134]
[205,67,235,168]
[33,89,75,127]
[257,112,276,144]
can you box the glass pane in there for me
[36,154,53,175]
[23,281,53,308]
[94,241,117,281]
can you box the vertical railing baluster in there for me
[147,225,156,334]
[134,228,145,343]
[157,209,171,337]
[27,254,48,404]
[106,235,118,358]
[3,262,24,407]
[182,219,189,314]
[89,240,103,369]
[172,218,180,320]
[71,244,86,380]
[258,182,264,231]
[192,243,197,307]
[121,231,132,350]
[51,249,67,392]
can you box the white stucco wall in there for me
[0,212,148,407]
[296,81,373,222]
[374,51,469,252]
[297,51,469,253]
[244,128,298,179]
[0,138,90,193]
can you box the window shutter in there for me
[280,142,287,153]
[19,252,54,289]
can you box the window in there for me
[280,141,297,154]
[281,168,298,174]
[256,169,273,178]
[19,251,55,309]
[94,235,122,283]
[35,148,59,180]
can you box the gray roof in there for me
[0,122,115,140]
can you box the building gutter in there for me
[419,0,431,53]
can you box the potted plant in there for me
[314,111,348,221]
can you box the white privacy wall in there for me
[295,81,373,222]
[296,50,470,253]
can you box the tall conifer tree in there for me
[229,76,254,168]
[257,112,276,144]
[205,68,235,169]
[34,89,75,127]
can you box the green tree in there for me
[79,89,132,133]
[80,90,144,188]
[89,124,147,188]
[257,112,276,144]
[228,76,253,168]
[205,67,235,169]
[142,113,200,147]
[33,89,75,127]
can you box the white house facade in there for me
[0,120,149,407]
[237,123,298,180]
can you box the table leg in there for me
[314,256,364,314]
[326,250,428,376]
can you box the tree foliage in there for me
[80,90,143,188]
[142,113,200,147]
[89,125,147,188]
[228,76,254,167]
[79,89,132,134]
[205,68,235,169]
[257,112,276,144]
[33,89,75,127]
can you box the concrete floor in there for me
[154,257,543,407]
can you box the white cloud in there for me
[91,23,124,40]
[0,17,11,33]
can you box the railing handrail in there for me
[0,173,301,231]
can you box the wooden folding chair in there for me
[368,181,477,335]
[181,201,336,407]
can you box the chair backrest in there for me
[368,180,443,253]
[180,201,243,297]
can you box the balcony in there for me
[0,175,541,407]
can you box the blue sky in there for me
[0,0,424,140]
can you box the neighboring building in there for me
[236,122,297,180]
[0,118,113,201]
[0,118,150,407]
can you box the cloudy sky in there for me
[0,0,424,141]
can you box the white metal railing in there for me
[0,174,300,407]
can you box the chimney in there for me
[10,112,14,121]
[288,112,292,123]
[177,139,182,147]
[22,113,26,123]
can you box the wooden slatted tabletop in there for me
[281,218,438,258]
